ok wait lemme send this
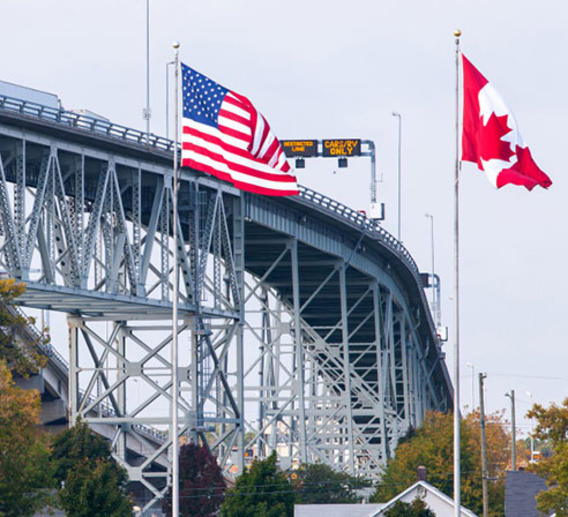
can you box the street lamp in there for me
[143,0,152,143]
[527,391,535,462]
[425,213,435,311]
[465,362,475,409]
[392,112,402,241]
[165,60,176,139]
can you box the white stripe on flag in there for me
[183,118,249,150]
[182,150,295,191]
[250,112,264,156]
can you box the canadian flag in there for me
[461,54,552,190]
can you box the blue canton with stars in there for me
[182,63,229,128]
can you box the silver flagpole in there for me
[453,28,462,517]
[171,40,180,517]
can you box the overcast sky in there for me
[2,0,566,436]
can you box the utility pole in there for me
[479,372,489,517]
[506,390,517,471]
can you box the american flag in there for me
[181,64,298,196]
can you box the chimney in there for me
[417,465,427,482]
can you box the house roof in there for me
[505,470,553,517]
[371,480,478,517]
[294,503,384,517]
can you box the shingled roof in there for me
[505,470,554,517]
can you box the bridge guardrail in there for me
[0,94,176,152]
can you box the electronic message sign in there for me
[322,139,361,157]
[281,140,318,158]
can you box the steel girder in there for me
[239,236,438,480]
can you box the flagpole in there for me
[171,40,180,517]
[453,28,462,517]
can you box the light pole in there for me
[392,112,402,241]
[505,390,517,471]
[425,213,435,311]
[527,391,535,462]
[466,362,474,409]
[171,40,181,517]
[143,0,152,143]
[165,60,175,139]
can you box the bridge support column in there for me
[68,316,79,426]
[339,264,355,474]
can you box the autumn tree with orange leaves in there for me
[527,398,568,516]
[371,410,510,516]
[0,279,52,515]
[0,361,53,515]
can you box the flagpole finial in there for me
[454,29,462,38]
[172,41,180,50]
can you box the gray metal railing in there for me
[297,186,421,276]
[0,94,175,152]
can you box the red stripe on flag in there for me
[218,109,250,127]
[182,157,298,196]
[182,141,298,184]
[218,124,251,143]
[183,126,258,161]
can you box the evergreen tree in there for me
[162,442,225,517]
[50,421,133,517]
[384,497,436,517]
[293,462,370,504]
[220,452,294,517]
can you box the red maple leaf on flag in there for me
[497,145,552,190]
[476,112,515,169]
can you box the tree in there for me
[293,462,370,504]
[527,398,568,515]
[0,360,53,516]
[0,279,46,375]
[370,410,507,516]
[162,442,225,517]
[50,421,133,516]
[384,497,436,517]
[220,452,294,517]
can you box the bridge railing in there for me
[0,94,176,152]
[297,186,421,277]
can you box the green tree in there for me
[50,421,133,517]
[293,462,370,504]
[220,452,294,517]
[162,442,225,517]
[384,497,436,517]
[0,360,53,516]
[370,410,506,516]
[527,398,568,515]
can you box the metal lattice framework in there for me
[0,95,452,512]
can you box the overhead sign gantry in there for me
[280,138,384,220]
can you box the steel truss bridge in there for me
[0,94,452,512]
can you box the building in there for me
[295,480,477,517]
[505,470,554,517]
